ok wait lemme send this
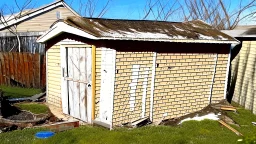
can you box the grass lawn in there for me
[0,85,42,98]
[0,102,256,144]
[14,103,49,114]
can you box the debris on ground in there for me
[218,120,243,136]
[38,121,79,132]
[178,113,220,124]
[131,117,150,128]
[211,105,237,112]
[252,122,256,126]
[7,92,46,103]
[120,117,151,128]
[161,100,239,127]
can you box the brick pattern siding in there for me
[211,54,228,103]
[113,52,153,125]
[112,52,228,126]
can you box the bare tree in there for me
[0,0,34,52]
[143,0,181,21]
[78,0,112,18]
[143,0,256,30]
[181,0,256,30]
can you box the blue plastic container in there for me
[35,131,55,139]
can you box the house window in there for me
[56,11,61,19]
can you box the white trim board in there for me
[150,52,157,121]
[37,22,98,43]
[99,48,116,129]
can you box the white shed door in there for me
[61,46,92,122]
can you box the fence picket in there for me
[3,53,10,85]
[0,52,45,88]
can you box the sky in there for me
[0,0,255,24]
[0,0,146,19]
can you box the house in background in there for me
[37,16,238,129]
[222,27,256,114]
[0,0,79,53]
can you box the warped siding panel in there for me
[232,41,256,113]
[47,45,61,108]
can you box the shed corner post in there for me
[110,49,117,130]
[224,47,232,100]
[91,45,96,121]
[150,52,157,122]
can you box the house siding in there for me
[112,52,153,125]
[95,48,102,118]
[232,41,256,114]
[2,7,76,32]
[112,52,229,126]
[46,45,61,108]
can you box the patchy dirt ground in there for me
[6,111,34,120]
[0,102,62,133]
[160,100,238,126]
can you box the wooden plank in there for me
[19,53,25,86]
[28,53,34,87]
[8,53,14,81]
[68,48,74,117]
[23,53,30,87]
[3,53,10,85]
[0,53,6,85]
[39,121,79,133]
[41,55,46,88]
[13,53,18,84]
[33,53,40,88]
[73,47,80,119]
[0,54,3,85]
[79,47,87,121]
[218,120,243,136]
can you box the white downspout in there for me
[150,52,157,122]
[209,53,218,104]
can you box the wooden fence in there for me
[0,52,46,88]
[0,32,45,54]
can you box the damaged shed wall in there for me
[112,51,229,126]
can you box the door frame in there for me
[60,43,92,123]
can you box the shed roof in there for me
[38,16,238,44]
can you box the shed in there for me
[222,27,256,114]
[38,16,238,129]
